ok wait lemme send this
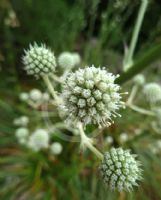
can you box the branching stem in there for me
[77,122,103,160]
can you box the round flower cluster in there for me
[22,43,56,78]
[71,53,81,65]
[29,89,42,101]
[15,127,29,144]
[19,92,29,101]
[20,89,50,106]
[58,52,74,69]
[99,148,142,191]
[143,83,161,103]
[28,129,49,152]
[61,66,125,127]
[133,74,145,86]
[50,142,63,155]
[58,52,81,69]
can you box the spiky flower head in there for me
[143,83,161,103]
[58,52,74,69]
[50,142,63,155]
[61,66,125,127]
[133,74,145,86]
[99,148,142,192]
[28,129,49,151]
[22,43,56,78]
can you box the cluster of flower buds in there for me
[20,88,50,108]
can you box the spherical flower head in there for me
[143,83,161,103]
[15,127,29,144]
[19,92,29,101]
[133,74,145,86]
[119,132,128,143]
[99,148,142,192]
[29,89,42,101]
[58,52,74,69]
[22,43,56,78]
[50,142,63,155]
[106,136,113,144]
[28,129,49,152]
[61,66,125,127]
[71,53,81,66]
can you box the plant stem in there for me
[43,75,60,103]
[78,122,103,160]
[50,74,63,83]
[127,85,138,104]
[127,103,155,116]
[124,0,148,71]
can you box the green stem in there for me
[78,122,103,160]
[127,85,138,104]
[50,74,63,83]
[124,0,148,71]
[42,75,60,103]
[127,103,155,116]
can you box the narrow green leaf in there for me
[116,41,161,85]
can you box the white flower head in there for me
[13,116,29,126]
[99,148,142,192]
[15,127,29,144]
[143,83,161,103]
[28,129,49,152]
[29,89,42,101]
[58,52,74,69]
[19,92,29,101]
[71,53,81,65]
[22,43,56,78]
[119,132,128,143]
[133,74,145,86]
[50,142,63,155]
[60,66,126,127]
[106,136,113,144]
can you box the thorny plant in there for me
[14,0,161,193]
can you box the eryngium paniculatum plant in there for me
[99,148,142,191]
[22,43,56,78]
[61,66,125,127]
